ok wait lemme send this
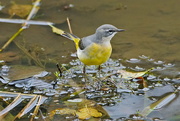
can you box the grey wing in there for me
[79,35,95,50]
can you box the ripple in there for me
[1,65,10,73]
[126,58,141,63]
[154,60,165,65]
[163,63,175,68]
[70,53,77,57]
[45,92,56,96]
[163,77,171,81]
[139,55,149,59]
[147,58,155,61]
[152,67,165,71]
[130,66,145,71]
[147,75,156,80]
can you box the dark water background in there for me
[0,0,180,69]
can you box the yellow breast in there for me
[77,43,112,65]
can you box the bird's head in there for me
[95,24,124,40]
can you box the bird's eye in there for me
[107,30,114,35]
[108,30,114,32]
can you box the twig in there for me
[67,17,73,34]
[0,18,53,26]
[56,63,62,77]
[14,41,45,68]
[0,28,24,52]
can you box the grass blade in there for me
[0,18,53,26]
[30,95,47,121]
[15,95,38,119]
[141,92,177,117]
[0,93,23,117]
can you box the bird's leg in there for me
[83,65,87,81]
[82,65,88,88]
[98,65,101,77]
[98,65,101,71]
[83,65,86,74]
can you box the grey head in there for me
[79,24,124,50]
[95,24,125,41]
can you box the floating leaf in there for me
[117,68,153,80]
[49,99,107,120]
[7,65,44,81]
[76,107,102,119]
[8,4,32,18]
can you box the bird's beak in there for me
[116,29,125,32]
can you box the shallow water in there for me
[0,0,180,68]
[0,0,180,120]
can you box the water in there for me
[0,0,180,68]
[0,0,180,121]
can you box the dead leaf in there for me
[136,77,148,88]
[8,4,32,18]
[49,99,107,120]
[76,108,102,119]
[7,65,44,81]
[117,68,153,80]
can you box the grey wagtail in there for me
[50,24,125,73]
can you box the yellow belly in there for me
[77,43,112,65]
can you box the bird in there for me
[50,24,125,73]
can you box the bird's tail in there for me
[49,24,81,50]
